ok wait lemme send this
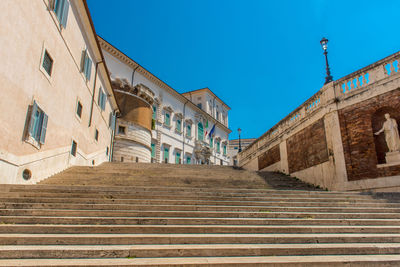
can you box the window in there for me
[187,124,191,137]
[71,140,77,157]
[27,101,48,145]
[197,103,202,109]
[176,119,181,132]
[94,129,99,141]
[76,101,82,118]
[109,113,116,129]
[234,146,238,150]
[210,137,213,148]
[81,49,92,81]
[164,113,170,126]
[53,0,69,28]
[223,145,227,155]
[118,126,126,134]
[151,143,156,158]
[197,122,203,141]
[98,87,106,110]
[152,106,157,120]
[216,111,219,120]
[217,141,220,153]
[186,156,191,164]
[42,50,53,76]
[176,152,181,164]
[106,146,109,156]
[163,147,169,163]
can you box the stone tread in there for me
[3,164,400,264]
[2,224,400,233]
[1,255,400,266]
[1,243,400,258]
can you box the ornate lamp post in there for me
[320,37,333,84]
[238,128,242,152]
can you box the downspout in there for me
[88,61,102,127]
[109,110,119,162]
[182,99,189,163]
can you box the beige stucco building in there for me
[0,0,119,184]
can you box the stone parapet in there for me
[239,51,400,192]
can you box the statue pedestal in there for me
[386,151,400,164]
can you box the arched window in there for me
[198,122,203,141]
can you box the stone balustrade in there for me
[239,50,400,191]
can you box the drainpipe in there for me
[109,110,119,162]
[88,61,102,127]
[182,99,189,163]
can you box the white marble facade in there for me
[99,37,231,165]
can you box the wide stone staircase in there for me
[1,163,400,266]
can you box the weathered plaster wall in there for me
[0,1,116,184]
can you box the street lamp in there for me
[320,37,333,84]
[238,128,242,152]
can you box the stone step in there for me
[5,187,364,198]
[3,202,400,213]
[1,197,397,208]
[1,243,400,259]
[2,233,400,245]
[2,216,400,226]
[0,192,383,203]
[2,255,400,266]
[2,224,400,234]
[0,184,333,195]
[2,209,400,219]
[3,190,371,200]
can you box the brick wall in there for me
[258,144,280,170]
[287,119,329,173]
[338,89,400,181]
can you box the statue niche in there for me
[372,107,400,165]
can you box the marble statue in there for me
[374,113,400,152]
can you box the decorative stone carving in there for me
[374,113,400,164]
[374,113,400,152]
[194,141,211,164]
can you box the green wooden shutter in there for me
[60,0,69,28]
[164,147,169,162]
[85,55,92,81]
[151,143,155,158]
[28,101,38,137]
[198,122,203,141]
[39,113,48,144]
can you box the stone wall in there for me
[287,119,329,173]
[258,145,280,170]
[239,50,400,192]
[339,89,400,181]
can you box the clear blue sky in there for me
[87,0,400,140]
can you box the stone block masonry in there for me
[339,89,400,181]
[287,119,329,173]
[258,145,280,170]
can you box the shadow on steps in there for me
[257,171,324,191]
